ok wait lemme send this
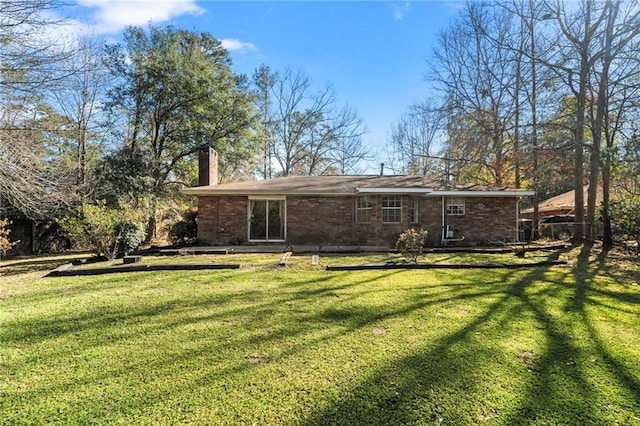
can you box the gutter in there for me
[356,187,434,194]
[432,190,535,197]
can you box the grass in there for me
[1,247,639,425]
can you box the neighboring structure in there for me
[521,185,603,219]
[1,213,68,255]
[183,149,534,247]
[1,196,69,256]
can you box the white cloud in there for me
[76,0,205,35]
[221,38,257,53]
[68,1,258,55]
[392,1,411,21]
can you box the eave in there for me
[182,187,535,197]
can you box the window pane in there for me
[382,196,401,223]
[382,196,401,208]
[446,198,465,216]
[250,199,285,241]
[356,209,371,223]
[250,200,267,240]
[382,209,401,223]
[267,200,285,240]
[409,196,419,224]
[357,196,371,209]
[356,196,372,223]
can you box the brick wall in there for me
[286,196,354,244]
[196,194,519,246]
[442,197,518,244]
[197,196,247,245]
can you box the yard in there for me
[1,247,639,425]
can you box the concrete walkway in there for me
[158,245,394,255]
[150,241,566,256]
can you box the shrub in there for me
[396,228,428,262]
[168,210,197,246]
[0,219,19,257]
[609,196,640,252]
[116,220,147,256]
[58,202,147,260]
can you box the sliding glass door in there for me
[249,199,285,241]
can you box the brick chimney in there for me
[198,147,218,186]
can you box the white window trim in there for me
[382,195,402,224]
[355,195,373,223]
[247,196,286,242]
[248,196,286,201]
[409,196,419,224]
[446,198,466,216]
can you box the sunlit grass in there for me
[1,249,639,425]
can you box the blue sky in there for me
[64,1,461,168]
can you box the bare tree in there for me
[0,0,77,218]
[388,101,447,177]
[584,1,640,246]
[421,0,640,245]
[431,2,519,186]
[329,112,371,175]
[541,0,640,242]
[304,105,368,175]
[616,121,640,195]
[0,0,73,93]
[494,0,563,229]
[0,107,75,217]
[268,68,367,176]
[51,38,110,192]
[268,69,330,176]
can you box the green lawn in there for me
[1,248,639,425]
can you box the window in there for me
[382,196,402,223]
[409,196,419,224]
[356,196,372,223]
[249,198,285,241]
[446,198,465,216]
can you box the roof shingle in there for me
[183,175,533,197]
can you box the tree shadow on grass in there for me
[2,267,512,423]
[498,268,603,423]
[4,251,639,424]
[569,243,640,407]
[0,255,90,277]
[296,252,640,425]
[297,293,522,424]
[488,245,640,423]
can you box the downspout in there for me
[516,199,520,242]
[246,199,251,243]
[441,196,446,242]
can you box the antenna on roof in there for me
[380,163,384,176]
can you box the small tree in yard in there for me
[396,228,428,263]
[1,219,19,258]
[115,220,147,257]
[609,197,640,254]
[58,202,146,260]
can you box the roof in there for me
[182,175,534,197]
[521,185,603,214]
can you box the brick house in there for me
[183,149,534,247]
